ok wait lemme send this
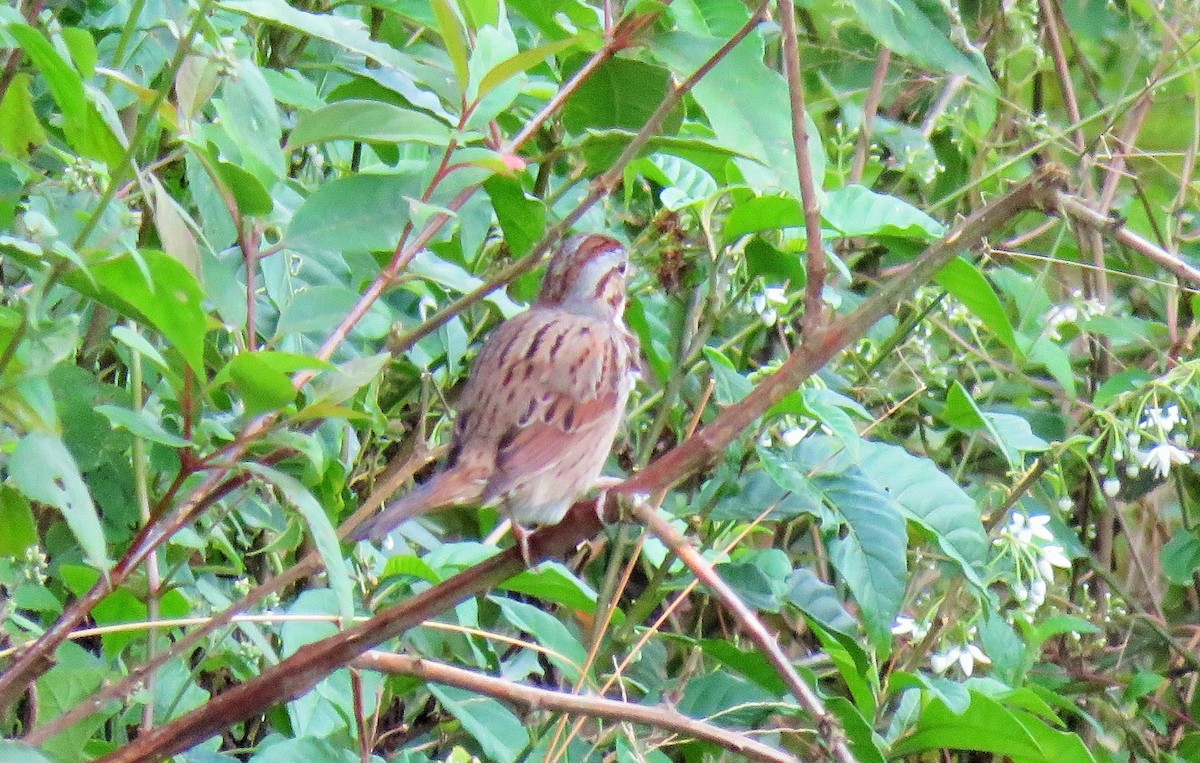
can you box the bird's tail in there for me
[345,467,483,543]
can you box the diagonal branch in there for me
[94,164,1069,763]
[353,651,798,763]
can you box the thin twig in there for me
[850,48,891,184]
[778,0,826,336]
[352,652,797,763]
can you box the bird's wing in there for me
[453,309,632,501]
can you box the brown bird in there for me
[349,234,639,561]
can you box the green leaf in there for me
[943,382,1048,468]
[502,562,618,621]
[1093,368,1152,407]
[723,195,804,243]
[1025,336,1077,399]
[703,346,753,404]
[493,597,588,682]
[0,740,53,763]
[846,0,996,91]
[274,285,391,340]
[478,37,578,98]
[655,30,824,201]
[245,464,354,625]
[224,353,298,416]
[787,568,859,639]
[484,176,546,257]
[214,158,274,216]
[0,485,38,555]
[430,0,470,88]
[10,432,110,570]
[94,404,190,447]
[7,24,124,164]
[249,736,347,762]
[677,670,778,728]
[1162,530,1200,586]
[854,439,988,588]
[220,0,417,71]
[305,352,388,408]
[563,56,678,134]
[935,256,1018,354]
[429,684,529,763]
[823,185,945,239]
[816,468,907,651]
[0,73,47,157]
[892,689,1095,763]
[284,173,420,254]
[800,388,862,459]
[285,100,453,149]
[90,249,207,375]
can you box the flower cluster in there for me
[892,616,992,677]
[1098,402,1192,496]
[1042,289,1105,341]
[994,513,1072,614]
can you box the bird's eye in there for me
[617,262,628,274]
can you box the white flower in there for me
[931,644,991,676]
[930,646,960,674]
[961,644,991,675]
[1029,578,1047,607]
[892,615,929,639]
[1139,442,1191,479]
[752,286,788,326]
[1124,462,1140,478]
[1043,304,1079,340]
[1025,514,1054,542]
[1041,544,1072,570]
[1140,404,1183,432]
[780,427,805,447]
[1057,497,1073,511]
[1102,476,1120,497]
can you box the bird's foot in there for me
[513,523,535,567]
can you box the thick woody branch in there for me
[94,165,1069,763]
[352,651,797,763]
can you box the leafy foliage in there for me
[1,0,1199,761]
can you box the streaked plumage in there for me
[349,234,638,551]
